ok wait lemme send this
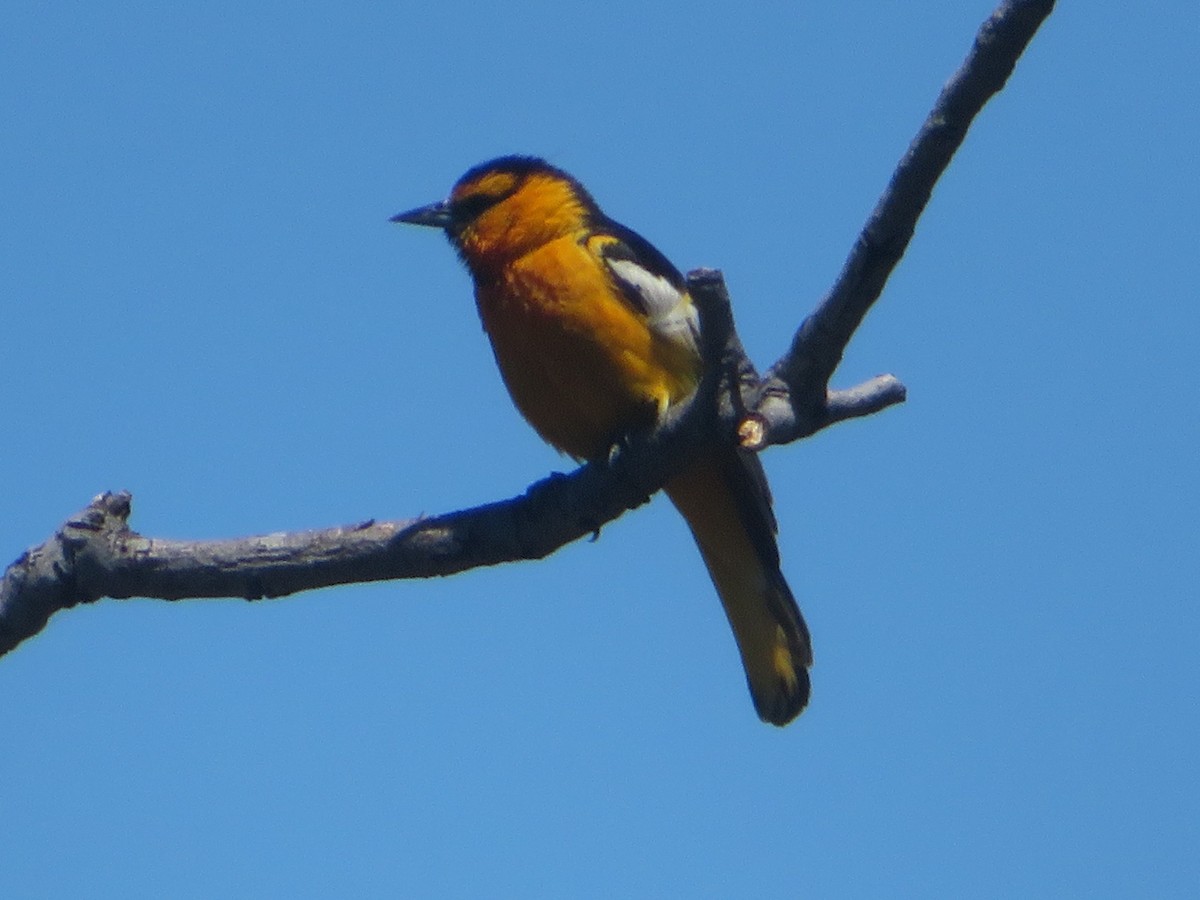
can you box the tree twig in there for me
[753,0,1056,446]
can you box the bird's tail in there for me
[665,449,812,725]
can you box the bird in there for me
[392,156,812,725]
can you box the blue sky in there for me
[3,2,1197,897]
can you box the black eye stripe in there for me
[451,192,502,222]
[450,178,523,225]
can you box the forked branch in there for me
[0,0,1056,658]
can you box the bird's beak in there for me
[390,201,453,229]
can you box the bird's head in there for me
[392,156,599,269]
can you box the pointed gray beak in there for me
[390,201,452,229]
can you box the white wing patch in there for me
[606,257,682,319]
[606,257,700,352]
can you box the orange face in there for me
[448,169,593,273]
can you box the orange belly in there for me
[474,235,699,460]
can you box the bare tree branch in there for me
[753,0,1056,447]
[0,0,1056,658]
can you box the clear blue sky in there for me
[4,2,1197,897]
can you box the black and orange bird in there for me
[392,156,812,725]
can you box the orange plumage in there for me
[394,157,812,724]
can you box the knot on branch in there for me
[0,491,136,655]
[60,491,136,603]
[63,491,133,540]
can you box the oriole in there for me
[393,156,812,725]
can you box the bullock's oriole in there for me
[393,156,812,725]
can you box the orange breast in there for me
[474,235,699,460]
